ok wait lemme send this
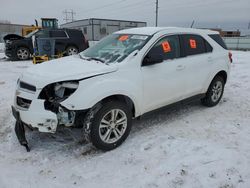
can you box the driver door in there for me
[141,35,187,113]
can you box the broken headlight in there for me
[39,81,79,103]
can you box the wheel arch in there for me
[214,70,227,84]
[16,45,32,53]
[203,70,228,94]
[96,94,136,118]
[65,44,79,51]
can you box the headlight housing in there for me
[39,81,79,102]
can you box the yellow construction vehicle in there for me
[22,18,58,36]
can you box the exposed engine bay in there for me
[39,81,79,127]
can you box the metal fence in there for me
[223,37,250,50]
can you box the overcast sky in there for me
[1,0,250,31]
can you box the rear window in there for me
[209,34,227,49]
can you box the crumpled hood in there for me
[21,55,118,88]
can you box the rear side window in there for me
[50,30,67,38]
[208,34,227,49]
[181,34,207,56]
[67,30,84,39]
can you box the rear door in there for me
[67,30,86,52]
[179,34,213,96]
[50,30,68,53]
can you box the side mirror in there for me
[143,53,163,66]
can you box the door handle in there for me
[176,65,185,71]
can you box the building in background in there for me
[207,28,241,37]
[61,18,147,41]
[0,23,30,42]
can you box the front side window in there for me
[80,34,150,64]
[147,35,181,61]
[35,30,50,38]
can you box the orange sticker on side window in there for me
[119,35,129,41]
[161,41,171,53]
[189,39,197,49]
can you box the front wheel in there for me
[66,46,78,56]
[201,76,225,107]
[83,101,132,151]
[16,47,30,60]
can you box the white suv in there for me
[12,27,232,151]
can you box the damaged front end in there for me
[13,80,83,151]
[39,81,79,128]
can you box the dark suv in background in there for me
[4,28,89,60]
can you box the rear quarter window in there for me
[181,34,207,56]
[208,34,227,49]
[67,30,84,39]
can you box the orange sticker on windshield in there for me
[189,39,197,49]
[162,41,171,53]
[119,35,129,41]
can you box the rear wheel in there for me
[66,46,78,56]
[16,47,30,60]
[201,76,225,107]
[83,101,132,151]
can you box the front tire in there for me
[16,47,30,60]
[66,46,78,56]
[83,101,132,151]
[201,76,225,107]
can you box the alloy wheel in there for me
[211,80,223,102]
[17,48,29,60]
[67,47,78,55]
[99,109,127,144]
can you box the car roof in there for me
[115,27,219,36]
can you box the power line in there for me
[63,9,76,23]
[100,3,154,21]
[82,0,124,14]
[83,0,150,16]
[89,1,153,18]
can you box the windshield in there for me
[25,29,39,38]
[80,34,150,64]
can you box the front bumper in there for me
[14,83,59,133]
[13,100,58,133]
[12,106,30,151]
[4,44,15,58]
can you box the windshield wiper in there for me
[87,57,105,63]
[79,54,105,63]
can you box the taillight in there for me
[228,52,233,63]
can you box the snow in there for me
[0,43,4,53]
[0,51,250,188]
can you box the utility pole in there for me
[155,0,159,27]
[63,9,76,23]
[190,20,195,28]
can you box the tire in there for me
[66,46,78,56]
[16,47,30,60]
[201,76,225,107]
[83,101,132,151]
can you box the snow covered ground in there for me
[0,51,250,188]
[0,43,4,53]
